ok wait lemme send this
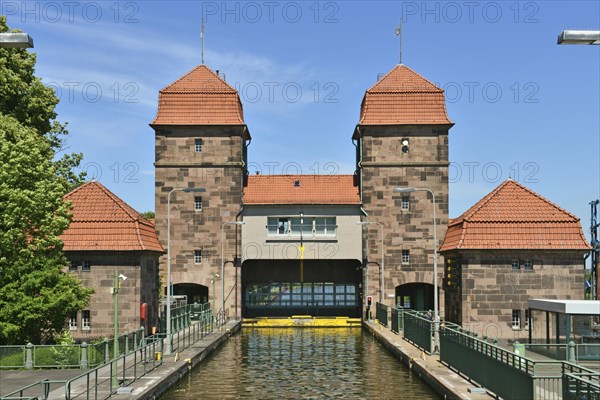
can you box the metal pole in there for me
[222,221,244,320]
[166,189,176,356]
[113,270,118,387]
[221,222,225,319]
[429,189,440,355]
[379,223,384,303]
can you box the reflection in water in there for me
[163,328,438,399]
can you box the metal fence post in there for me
[25,342,33,369]
[80,342,88,369]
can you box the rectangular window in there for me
[194,196,202,211]
[524,260,533,271]
[525,309,531,330]
[194,138,203,153]
[194,250,202,264]
[82,310,91,331]
[69,261,78,272]
[512,260,520,270]
[401,196,410,211]
[315,217,336,236]
[512,310,521,330]
[82,261,90,272]
[69,313,77,331]
[402,250,410,265]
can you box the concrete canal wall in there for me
[126,320,242,400]
[362,320,493,399]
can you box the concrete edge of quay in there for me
[126,320,242,400]
[362,321,494,400]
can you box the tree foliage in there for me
[0,115,93,344]
[0,16,85,191]
[0,17,92,344]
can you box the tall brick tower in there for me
[151,65,249,316]
[353,65,453,311]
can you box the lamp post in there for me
[557,30,600,45]
[221,221,244,320]
[166,187,205,355]
[112,272,127,387]
[357,221,384,303]
[393,187,440,354]
[0,33,34,48]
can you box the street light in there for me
[357,221,384,303]
[112,271,127,387]
[557,30,600,45]
[0,33,34,48]
[166,187,205,355]
[221,221,244,320]
[393,187,440,354]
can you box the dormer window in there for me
[294,180,301,187]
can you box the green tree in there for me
[0,16,85,191]
[0,115,93,344]
[141,211,155,221]
[0,18,92,344]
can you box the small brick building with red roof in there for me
[439,179,590,338]
[62,181,164,340]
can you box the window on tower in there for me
[401,250,410,265]
[401,196,410,211]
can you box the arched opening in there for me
[395,283,435,312]
[173,283,209,305]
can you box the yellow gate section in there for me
[243,316,362,328]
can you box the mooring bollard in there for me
[568,341,576,363]
[80,342,88,369]
[25,342,33,369]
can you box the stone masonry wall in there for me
[450,250,585,340]
[359,125,450,309]
[155,125,245,318]
[65,251,160,341]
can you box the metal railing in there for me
[391,306,404,333]
[404,311,433,354]
[526,342,600,363]
[0,328,145,370]
[63,335,163,400]
[440,324,534,399]
[375,302,388,327]
[1,309,230,400]
[562,372,600,399]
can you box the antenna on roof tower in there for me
[395,19,402,65]
[201,16,205,65]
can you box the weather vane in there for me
[395,19,402,65]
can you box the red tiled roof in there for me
[439,180,591,251]
[243,175,360,205]
[61,181,164,252]
[151,65,245,126]
[359,65,452,126]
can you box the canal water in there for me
[161,328,439,399]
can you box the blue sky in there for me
[3,1,599,237]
